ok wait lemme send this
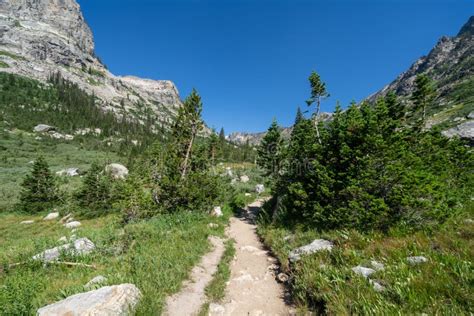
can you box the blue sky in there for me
[78,0,472,133]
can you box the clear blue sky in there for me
[78,0,472,133]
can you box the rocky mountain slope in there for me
[231,16,473,145]
[0,0,182,130]
[369,16,473,140]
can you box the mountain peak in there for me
[457,16,474,36]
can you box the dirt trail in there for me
[164,236,225,316]
[209,200,291,316]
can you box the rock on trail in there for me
[210,199,291,316]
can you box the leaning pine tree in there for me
[306,71,329,144]
[18,156,59,213]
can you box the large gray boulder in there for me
[442,121,474,141]
[37,284,141,316]
[105,163,129,180]
[289,239,334,262]
[352,266,376,278]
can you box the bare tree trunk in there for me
[181,126,196,180]
[315,98,322,144]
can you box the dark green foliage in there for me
[268,79,473,232]
[17,156,59,213]
[257,118,283,180]
[75,163,114,218]
[119,90,229,221]
[411,74,436,126]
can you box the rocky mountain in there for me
[227,112,334,146]
[369,16,473,140]
[0,0,182,130]
[232,16,473,145]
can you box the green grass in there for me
[0,125,122,212]
[258,203,474,314]
[0,204,233,315]
[0,61,8,68]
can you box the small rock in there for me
[20,220,34,224]
[267,263,279,271]
[59,213,73,224]
[56,168,80,177]
[65,221,81,229]
[244,193,251,197]
[43,212,59,221]
[37,284,141,315]
[289,239,334,262]
[208,223,219,228]
[211,206,223,217]
[352,266,376,278]
[225,167,233,177]
[467,111,474,119]
[33,124,55,133]
[370,260,385,271]
[84,275,107,289]
[370,280,385,292]
[283,235,293,241]
[255,184,265,194]
[464,219,474,224]
[105,163,129,179]
[58,236,68,243]
[277,273,289,283]
[407,256,428,265]
[240,175,250,183]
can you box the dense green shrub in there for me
[17,156,59,213]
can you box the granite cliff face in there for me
[0,0,182,129]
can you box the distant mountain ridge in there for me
[0,0,182,131]
[231,16,473,145]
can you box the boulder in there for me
[33,244,71,262]
[407,256,428,265]
[33,238,95,262]
[289,239,333,262]
[442,121,474,141]
[244,193,252,197]
[85,275,107,289]
[105,163,129,180]
[468,111,474,119]
[255,184,265,194]
[211,206,223,217]
[20,220,34,224]
[208,223,219,228]
[240,175,250,183]
[37,284,141,316]
[65,221,81,229]
[33,124,55,133]
[73,238,95,255]
[43,212,60,221]
[56,168,80,177]
[352,266,376,278]
[370,280,385,292]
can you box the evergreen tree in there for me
[75,163,112,217]
[306,71,329,144]
[172,89,203,179]
[257,118,283,180]
[411,74,435,127]
[18,156,59,213]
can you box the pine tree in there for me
[18,156,59,213]
[75,163,112,217]
[172,89,203,179]
[306,71,329,144]
[411,74,435,127]
[257,118,283,179]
